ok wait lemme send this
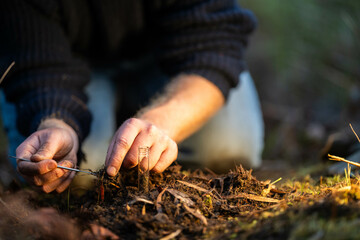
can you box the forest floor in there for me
[1,158,360,240]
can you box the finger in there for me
[152,143,178,173]
[105,140,115,166]
[16,133,43,159]
[31,139,60,162]
[42,170,72,193]
[37,160,74,184]
[56,171,76,193]
[106,118,142,176]
[122,131,156,169]
[17,159,57,176]
[139,138,167,171]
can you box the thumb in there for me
[31,141,58,161]
[31,131,62,161]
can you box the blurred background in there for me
[0,0,359,185]
[242,0,360,165]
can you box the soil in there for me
[1,162,360,240]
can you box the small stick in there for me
[328,154,360,168]
[160,229,182,240]
[177,180,213,196]
[349,123,360,143]
[0,61,15,85]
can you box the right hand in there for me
[16,119,79,193]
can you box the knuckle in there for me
[126,118,140,127]
[159,135,170,144]
[146,124,158,136]
[110,156,122,166]
[115,137,130,150]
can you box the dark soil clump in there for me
[70,164,283,239]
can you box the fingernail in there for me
[107,166,117,176]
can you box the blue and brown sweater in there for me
[0,0,256,144]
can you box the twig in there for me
[182,204,208,225]
[177,180,212,196]
[160,229,182,240]
[127,196,154,205]
[328,154,360,168]
[349,123,360,143]
[224,193,280,203]
[0,61,15,85]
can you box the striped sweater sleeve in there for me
[151,0,257,99]
[0,0,92,143]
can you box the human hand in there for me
[16,119,79,193]
[105,118,178,176]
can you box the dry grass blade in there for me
[160,229,182,240]
[225,193,280,203]
[177,180,211,194]
[182,204,208,225]
[127,196,154,205]
[328,154,360,168]
[349,123,360,143]
[0,61,15,85]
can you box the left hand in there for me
[105,118,178,176]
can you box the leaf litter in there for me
[2,160,360,239]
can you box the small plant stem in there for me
[349,123,360,143]
[328,154,360,168]
[0,61,15,84]
[67,188,70,212]
[270,177,282,185]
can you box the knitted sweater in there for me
[0,0,256,143]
